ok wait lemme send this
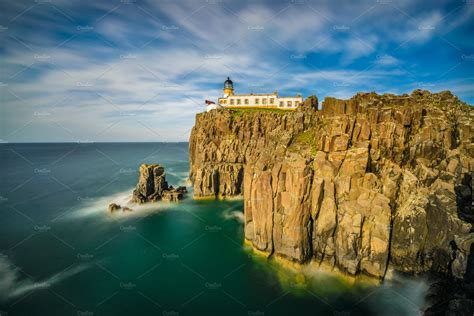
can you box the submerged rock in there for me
[132,164,187,203]
[108,203,122,212]
[108,203,133,213]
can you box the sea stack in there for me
[132,164,187,203]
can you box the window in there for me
[244,99,249,105]
[262,98,267,105]
[255,98,259,104]
[237,99,241,105]
[287,101,292,107]
[221,100,226,104]
[230,99,234,105]
[270,98,274,104]
[279,101,284,107]
[295,101,300,106]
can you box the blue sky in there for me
[0,0,473,142]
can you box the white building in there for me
[217,77,303,110]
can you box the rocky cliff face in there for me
[189,90,473,281]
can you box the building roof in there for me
[224,77,233,85]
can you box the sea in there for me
[0,142,428,316]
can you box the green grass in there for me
[227,107,290,118]
[288,128,318,157]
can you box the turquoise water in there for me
[0,143,427,315]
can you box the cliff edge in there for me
[189,90,473,283]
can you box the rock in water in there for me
[108,203,122,212]
[108,203,134,213]
[132,164,187,203]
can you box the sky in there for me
[0,0,473,142]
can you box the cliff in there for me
[189,90,473,282]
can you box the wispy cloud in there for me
[0,0,472,142]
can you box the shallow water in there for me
[0,143,427,315]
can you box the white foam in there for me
[63,188,187,221]
[0,256,90,302]
[223,210,244,223]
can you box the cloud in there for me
[0,0,472,142]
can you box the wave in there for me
[221,204,244,223]
[0,256,90,303]
[63,188,186,221]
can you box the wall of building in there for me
[218,95,303,109]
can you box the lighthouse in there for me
[217,77,303,110]
[223,77,234,97]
